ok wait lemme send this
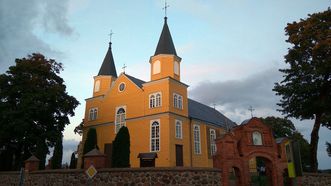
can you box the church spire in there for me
[154,17,177,56]
[98,42,118,77]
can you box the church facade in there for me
[81,17,235,168]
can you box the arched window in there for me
[150,95,155,108]
[173,94,178,108]
[156,93,161,107]
[115,107,126,133]
[150,121,160,152]
[153,60,161,74]
[174,61,179,75]
[94,80,100,92]
[175,120,182,139]
[178,96,182,109]
[252,131,263,145]
[193,124,201,154]
[89,108,98,121]
[210,129,217,155]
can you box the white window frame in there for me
[89,108,98,121]
[173,93,183,109]
[115,106,126,133]
[149,92,162,108]
[150,120,160,152]
[210,129,217,155]
[94,80,100,92]
[175,120,182,139]
[193,124,201,154]
[174,61,179,75]
[252,131,263,145]
[153,60,161,74]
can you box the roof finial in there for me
[108,30,114,44]
[248,105,255,118]
[122,63,127,74]
[163,0,170,18]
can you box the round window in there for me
[119,83,125,92]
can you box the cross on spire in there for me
[248,105,255,118]
[122,63,127,74]
[108,30,114,43]
[163,0,170,17]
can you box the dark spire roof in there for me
[98,42,118,77]
[154,17,177,56]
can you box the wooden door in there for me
[176,144,183,166]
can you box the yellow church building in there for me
[81,16,236,168]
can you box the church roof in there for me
[154,17,177,56]
[188,99,236,128]
[125,74,145,88]
[98,42,118,77]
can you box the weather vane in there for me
[122,63,127,74]
[163,0,170,17]
[248,105,255,118]
[109,30,114,43]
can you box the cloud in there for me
[0,0,73,72]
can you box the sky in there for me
[0,0,330,169]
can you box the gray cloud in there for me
[0,0,72,72]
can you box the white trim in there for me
[150,119,161,152]
[209,129,217,155]
[115,106,126,133]
[118,82,126,92]
[89,107,98,121]
[193,124,201,154]
[173,93,183,109]
[175,120,182,139]
[252,131,263,145]
[149,92,162,108]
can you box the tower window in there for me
[150,120,160,152]
[153,60,161,74]
[115,107,126,133]
[193,124,201,154]
[89,108,98,121]
[252,131,263,145]
[174,61,179,75]
[149,92,162,108]
[173,93,183,109]
[118,83,125,92]
[210,129,217,155]
[175,120,182,139]
[94,80,100,92]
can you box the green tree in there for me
[74,119,84,136]
[83,128,98,155]
[327,142,331,157]
[51,134,63,169]
[69,152,77,169]
[0,53,79,170]
[260,117,311,171]
[112,126,130,168]
[273,9,331,172]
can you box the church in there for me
[80,16,236,168]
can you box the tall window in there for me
[173,93,183,109]
[193,124,201,154]
[94,80,100,92]
[150,121,160,152]
[89,108,98,121]
[252,131,263,145]
[174,61,179,75]
[153,60,161,74]
[115,107,126,133]
[210,129,217,155]
[149,92,162,108]
[175,120,182,139]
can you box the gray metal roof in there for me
[98,42,118,77]
[154,17,177,56]
[188,99,236,128]
[125,74,145,88]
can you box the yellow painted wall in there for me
[150,54,181,81]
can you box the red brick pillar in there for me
[24,155,40,172]
[83,148,106,169]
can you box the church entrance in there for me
[250,156,273,186]
[175,145,183,166]
[228,167,242,186]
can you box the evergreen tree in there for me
[51,134,63,169]
[69,152,77,169]
[83,128,98,155]
[273,9,331,172]
[112,126,130,168]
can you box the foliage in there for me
[51,134,63,169]
[69,152,77,169]
[326,142,331,157]
[273,8,331,172]
[74,119,84,136]
[83,128,98,155]
[111,126,130,168]
[0,53,79,170]
[260,116,311,171]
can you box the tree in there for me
[74,119,84,136]
[273,9,331,172]
[327,142,331,157]
[69,152,77,169]
[0,53,79,170]
[260,117,311,171]
[51,134,63,169]
[83,128,98,155]
[111,126,130,168]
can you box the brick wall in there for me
[301,173,331,186]
[0,167,222,186]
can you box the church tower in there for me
[93,42,117,97]
[150,17,182,81]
